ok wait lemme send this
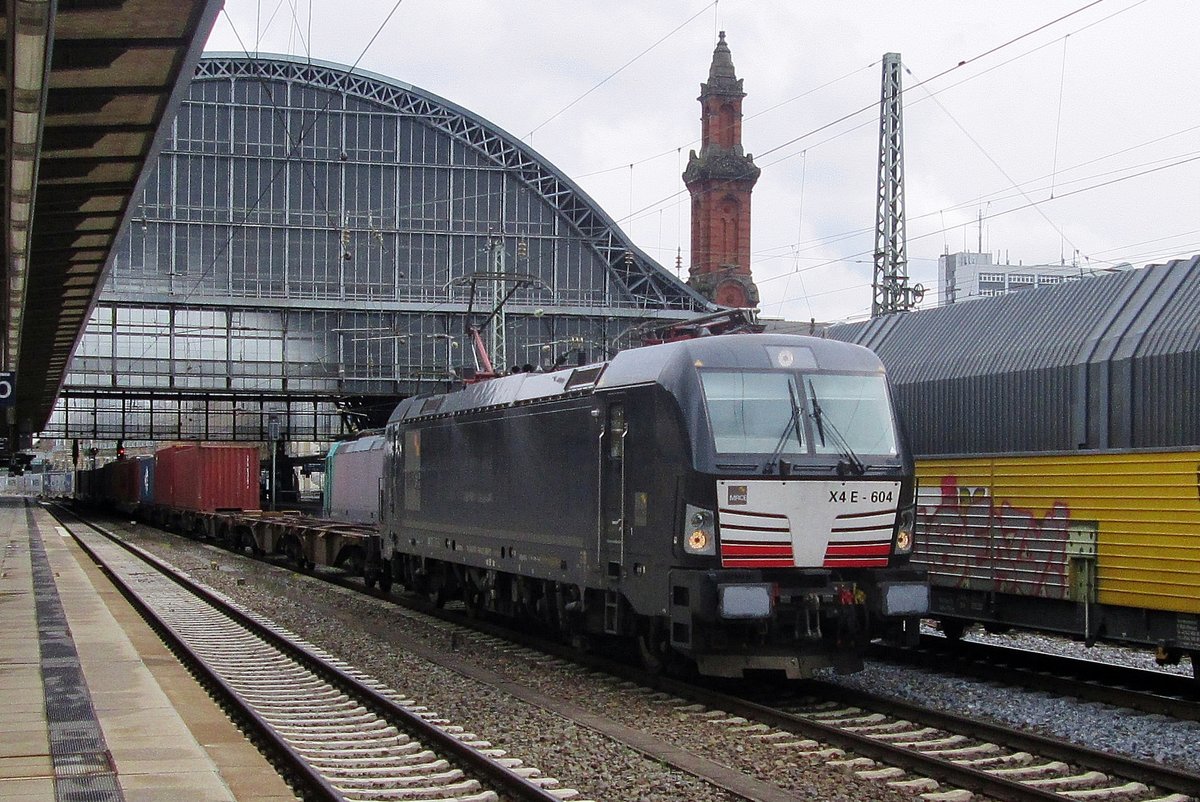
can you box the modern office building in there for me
[937,251,1133,306]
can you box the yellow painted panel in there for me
[915,451,1200,614]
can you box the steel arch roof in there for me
[197,53,711,315]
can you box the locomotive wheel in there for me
[463,587,484,618]
[378,570,393,594]
[462,569,486,618]
[637,621,671,675]
[637,634,665,674]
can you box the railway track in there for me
[52,508,585,802]
[411,618,1200,802]
[68,506,1200,802]
[402,596,1200,802]
[767,682,1198,802]
[869,635,1200,721]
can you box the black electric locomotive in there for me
[379,333,927,678]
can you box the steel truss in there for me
[872,53,923,317]
[199,55,710,312]
[49,388,351,442]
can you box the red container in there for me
[154,444,261,512]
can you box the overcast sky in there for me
[205,0,1200,323]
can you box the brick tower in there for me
[683,31,761,308]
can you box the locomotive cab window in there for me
[805,373,897,456]
[700,371,804,454]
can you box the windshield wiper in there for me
[807,379,866,476]
[764,380,804,476]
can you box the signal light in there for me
[683,505,716,556]
[894,508,915,554]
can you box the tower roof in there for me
[704,31,744,95]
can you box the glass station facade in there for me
[47,55,706,442]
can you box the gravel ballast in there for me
[829,628,1200,773]
[110,523,922,802]
[99,519,1200,799]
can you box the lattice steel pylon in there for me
[872,53,923,317]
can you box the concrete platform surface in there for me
[0,497,296,801]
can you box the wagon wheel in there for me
[284,537,309,571]
[236,530,257,557]
[938,619,966,642]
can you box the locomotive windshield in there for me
[699,370,897,457]
[701,372,804,454]
[805,373,897,457]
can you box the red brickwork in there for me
[684,31,760,308]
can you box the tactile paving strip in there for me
[28,506,124,801]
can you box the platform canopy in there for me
[1,0,221,452]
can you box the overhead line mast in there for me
[872,53,924,317]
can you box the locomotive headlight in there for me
[683,504,716,555]
[894,508,915,554]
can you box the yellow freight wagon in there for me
[914,448,1200,674]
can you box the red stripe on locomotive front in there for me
[721,543,794,557]
[722,558,797,568]
[824,542,892,557]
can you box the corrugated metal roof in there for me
[827,255,1200,453]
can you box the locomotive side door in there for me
[598,399,627,578]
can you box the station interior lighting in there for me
[6,0,52,375]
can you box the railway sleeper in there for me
[323,769,466,788]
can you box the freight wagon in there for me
[75,443,384,585]
[915,449,1200,674]
[0,470,74,498]
[827,256,1200,677]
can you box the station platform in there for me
[0,497,295,801]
